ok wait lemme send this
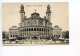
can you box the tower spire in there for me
[46,4,51,21]
[20,4,25,22]
[21,4,24,11]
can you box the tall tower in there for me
[46,4,51,21]
[20,4,25,22]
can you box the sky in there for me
[2,2,69,31]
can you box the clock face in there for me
[32,19,37,26]
[21,8,24,11]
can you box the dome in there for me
[9,26,18,30]
[21,4,24,8]
[31,12,40,15]
[31,12,40,18]
[54,25,59,28]
[53,25,62,30]
[47,4,50,8]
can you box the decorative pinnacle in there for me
[35,9,36,13]
[21,4,24,8]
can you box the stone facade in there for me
[9,26,18,39]
[53,25,62,39]
[18,4,53,41]
[9,4,62,41]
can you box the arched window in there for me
[32,28,33,31]
[42,28,43,31]
[27,28,28,31]
[37,28,38,31]
[34,28,36,31]
[10,35,12,37]
[59,35,60,37]
[30,28,32,31]
[40,28,41,31]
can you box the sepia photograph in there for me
[2,2,69,45]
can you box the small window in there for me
[42,28,43,31]
[21,29,22,32]
[27,28,28,31]
[10,35,12,37]
[37,28,38,31]
[40,28,41,31]
[34,28,36,31]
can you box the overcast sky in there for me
[2,2,69,31]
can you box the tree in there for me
[2,31,6,39]
[65,31,69,39]
[2,31,9,40]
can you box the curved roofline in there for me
[31,12,40,15]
